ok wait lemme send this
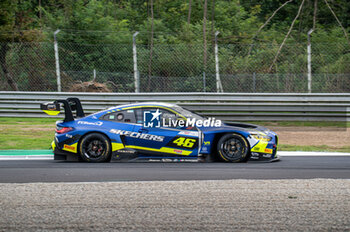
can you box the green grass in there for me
[0,117,59,125]
[0,117,58,150]
[0,117,349,152]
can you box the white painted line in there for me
[1,152,350,161]
[0,155,53,160]
[278,151,350,156]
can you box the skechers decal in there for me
[110,129,164,142]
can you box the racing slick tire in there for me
[216,133,250,162]
[79,133,111,163]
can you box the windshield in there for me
[173,106,205,120]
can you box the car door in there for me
[101,109,137,148]
[131,107,200,157]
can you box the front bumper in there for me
[248,133,279,162]
[249,152,280,162]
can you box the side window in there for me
[141,107,179,128]
[102,110,136,124]
[133,107,199,130]
[135,109,143,124]
[161,110,178,128]
[159,109,197,130]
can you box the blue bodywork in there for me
[50,102,279,162]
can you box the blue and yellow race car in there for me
[41,98,279,163]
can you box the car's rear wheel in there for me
[79,133,111,163]
[217,133,249,162]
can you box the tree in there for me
[0,0,42,91]
[188,0,192,24]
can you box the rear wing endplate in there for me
[40,97,85,122]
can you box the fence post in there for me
[307,29,313,93]
[252,72,256,93]
[203,72,206,92]
[54,29,61,92]
[215,31,223,92]
[133,31,140,93]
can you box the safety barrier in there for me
[0,92,349,121]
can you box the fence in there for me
[1,40,350,93]
[0,92,348,121]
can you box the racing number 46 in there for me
[173,137,196,148]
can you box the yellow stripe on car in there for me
[51,140,56,151]
[111,142,191,156]
[251,140,272,154]
[127,145,192,156]
[112,142,125,151]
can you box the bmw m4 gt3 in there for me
[41,98,279,162]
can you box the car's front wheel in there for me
[79,133,111,162]
[217,133,250,162]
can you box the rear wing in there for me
[40,97,85,122]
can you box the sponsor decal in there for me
[116,149,135,154]
[63,144,75,152]
[77,121,103,126]
[173,149,183,154]
[110,129,164,142]
[65,134,73,138]
[251,146,273,154]
[167,136,198,149]
[178,131,199,137]
[204,141,210,145]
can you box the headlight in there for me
[250,133,272,142]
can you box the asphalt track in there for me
[0,156,349,183]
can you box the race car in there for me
[40,98,279,162]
